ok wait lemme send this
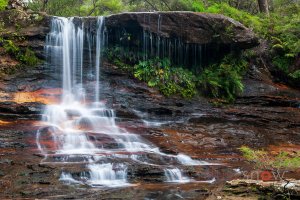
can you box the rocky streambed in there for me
[0,60,299,199]
[0,7,299,199]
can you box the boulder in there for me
[105,12,259,49]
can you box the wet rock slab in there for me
[0,59,299,199]
[223,179,300,199]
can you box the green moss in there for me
[204,3,262,33]
[0,0,8,11]
[0,37,39,68]
[239,146,300,170]
[1,38,20,54]
[18,48,39,66]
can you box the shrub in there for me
[240,146,300,171]
[264,2,300,84]
[198,54,247,102]
[0,37,39,66]
[106,47,197,98]
[177,0,205,12]
[134,58,197,98]
[18,48,39,66]
[204,3,262,33]
[0,0,7,11]
[289,70,300,80]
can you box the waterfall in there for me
[95,17,105,103]
[86,163,128,187]
[37,16,214,188]
[164,168,190,183]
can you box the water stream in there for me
[37,16,213,187]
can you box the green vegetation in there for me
[105,46,141,69]
[267,4,300,82]
[134,58,197,98]
[205,3,262,33]
[0,37,39,66]
[1,0,296,98]
[0,0,7,11]
[106,47,197,98]
[25,0,300,88]
[198,55,247,102]
[106,47,246,100]
[240,146,300,170]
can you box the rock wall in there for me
[0,9,50,59]
[0,10,259,71]
[105,12,259,67]
[105,12,258,49]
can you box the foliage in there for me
[105,46,197,98]
[22,0,300,91]
[265,1,300,82]
[80,0,126,16]
[205,3,263,33]
[134,58,197,98]
[170,0,205,12]
[272,56,292,74]
[1,38,19,55]
[106,46,247,101]
[28,0,83,17]
[240,146,300,171]
[201,1,300,85]
[0,37,39,66]
[289,70,300,80]
[105,46,141,68]
[198,54,247,102]
[28,0,127,16]
[18,48,39,66]
[0,0,7,11]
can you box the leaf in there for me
[148,79,158,87]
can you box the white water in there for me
[164,168,190,183]
[86,163,129,187]
[37,16,214,187]
[95,17,104,102]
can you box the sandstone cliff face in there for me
[104,12,259,67]
[105,12,259,49]
[0,9,50,58]
[0,10,259,70]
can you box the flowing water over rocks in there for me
[36,16,216,189]
[0,13,300,200]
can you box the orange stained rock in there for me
[273,83,290,90]
[13,88,62,104]
[0,120,12,125]
[268,144,300,155]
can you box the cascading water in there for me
[37,16,214,188]
[164,168,190,183]
[95,17,104,102]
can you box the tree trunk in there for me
[41,0,48,12]
[258,0,269,15]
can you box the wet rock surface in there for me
[0,6,298,199]
[105,12,259,49]
[223,179,300,199]
[0,62,299,199]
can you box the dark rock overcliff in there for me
[105,12,259,49]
